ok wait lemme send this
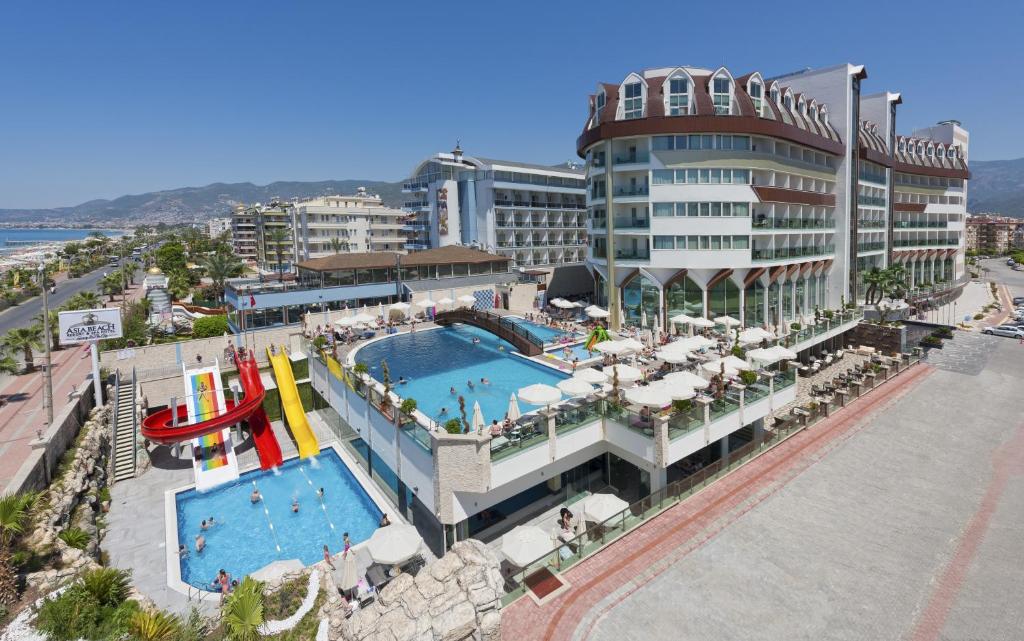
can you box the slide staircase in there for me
[111,369,138,482]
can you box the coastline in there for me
[0,228,128,272]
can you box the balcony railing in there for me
[857,220,886,229]
[859,170,887,185]
[613,247,650,260]
[752,218,836,230]
[613,186,649,197]
[751,244,835,262]
[857,195,887,207]
[893,221,948,229]
[892,239,959,248]
[613,152,650,165]
[612,217,650,230]
[857,242,886,252]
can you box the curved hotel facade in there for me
[578,64,969,332]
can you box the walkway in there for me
[502,331,1024,641]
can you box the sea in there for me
[0,228,124,254]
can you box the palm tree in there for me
[882,264,908,301]
[0,492,36,605]
[35,309,61,352]
[129,610,182,641]
[122,261,138,286]
[0,353,18,376]
[863,267,885,305]
[329,237,344,254]
[99,273,122,302]
[265,228,291,283]
[66,291,104,310]
[223,577,265,641]
[201,253,244,303]
[2,326,43,373]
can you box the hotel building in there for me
[291,188,408,260]
[577,64,970,331]
[402,147,591,298]
[965,214,1020,253]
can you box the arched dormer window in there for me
[747,74,764,116]
[897,139,906,153]
[935,144,945,159]
[663,69,693,116]
[769,82,780,106]
[619,74,646,120]
[783,89,794,111]
[947,146,956,158]
[820,105,829,126]
[797,97,807,116]
[593,89,606,127]
[808,100,818,122]
[926,144,934,157]
[916,142,924,155]
[710,68,734,115]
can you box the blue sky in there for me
[2,0,1021,209]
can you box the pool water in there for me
[175,449,382,589]
[542,342,602,366]
[504,316,578,344]
[354,324,568,424]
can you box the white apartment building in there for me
[402,146,591,296]
[207,217,231,239]
[577,63,970,332]
[291,188,407,261]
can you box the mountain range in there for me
[2,158,1023,224]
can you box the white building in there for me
[207,217,231,239]
[291,188,407,260]
[403,146,591,297]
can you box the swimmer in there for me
[480,378,490,385]
[195,534,206,553]
[450,386,457,395]
[439,407,448,415]
[292,498,300,513]
[200,519,209,530]
[317,487,325,500]
[208,516,216,526]
[178,544,189,558]
[467,380,475,390]
[471,337,481,344]
[250,489,261,503]
[398,376,408,385]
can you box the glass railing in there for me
[857,220,886,229]
[857,195,886,207]
[752,218,836,230]
[773,368,797,390]
[893,239,959,247]
[490,415,548,462]
[612,217,650,230]
[402,181,429,191]
[751,244,835,262]
[893,221,948,229]
[399,419,432,452]
[667,407,704,440]
[859,171,887,185]
[857,242,886,252]
[744,382,771,403]
[554,401,601,436]
[613,248,651,260]
[709,394,741,421]
[613,186,649,197]
[613,153,650,165]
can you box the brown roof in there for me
[297,245,510,272]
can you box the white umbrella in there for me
[457,295,476,306]
[338,552,359,592]
[770,345,798,361]
[573,368,608,384]
[655,349,690,364]
[552,299,575,309]
[746,347,781,364]
[663,371,711,389]
[596,340,633,356]
[505,394,522,421]
[415,298,436,308]
[690,317,716,329]
[501,526,554,568]
[390,302,411,312]
[437,297,454,306]
[738,327,773,345]
[713,315,741,328]
[557,378,595,397]
[619,338,644,352]
[702,358,740,376]
[587,307,610,319]
[721,355,750,370]
[334,317,359,328]
[517,383,562,406]
[605,363,643,385]
[640,308,648,327]
[582,493,629,523]
[677,336,716,351]
[670,313,695,325]
[471,401,485,433]
[624,385,671,408]
[366,524,423,566]
[667,385,697,401]
[352,313,375,324]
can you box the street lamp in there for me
[37,262,54,426]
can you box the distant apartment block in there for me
[965,214,1021,253]
[207,216,231,239]
[292,187,407,261]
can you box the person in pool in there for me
[439,406,448,415]
[471,337,481,344]
[195,534,205,554]
[467,380,475,390]
[292,498,300,513]
[208,516,216,526]
[398,376,408,385]
[317,487,325,500]
[178,544,189,558]
[200,519,209,530]
[480,377,490,385]
[250,489,262,503]
[450,386,457,395]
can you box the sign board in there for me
[58,308,123,345]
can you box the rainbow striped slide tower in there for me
[184,362,240,491]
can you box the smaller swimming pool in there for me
[505,316,579,344]
[175,449,382,590]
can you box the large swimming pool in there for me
[504,316,578,344]
[354,324,568,424]
[175,449,382,590]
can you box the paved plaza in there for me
[501,330,1023,641]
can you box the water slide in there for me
[181,363,239,490]
[141,349,284,472]
[266,347,320,459]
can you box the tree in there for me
[129,610,182,641]
[99,273,122,302]
[223,577,265,641]
[121,262,138,286]
[329,237,344,254]
[2,326,43,373]
[881,264,908,301]
[0,492,36,604]
[66,291,104,310]
[862,267,885,305]
[35,309,61,351]
[192,315,229,338]
[167,271,191,301]
[155,242,187,274]
[0,354,18,376]
[201,253,244,303]
[265,228,291,282]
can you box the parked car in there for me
[1013,296,1024,305]
[982,325,1024,339]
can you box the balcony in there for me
[611,216,650,231]
[612,186,649,198]
[857,242,886,253]
[402,181,429,192]
[613,152,650,165]
[893,221,948,229]
[857,220,886,229]
[403,201,429,210]
[893,239,960,248]
[857,195,887,207]
[752,218,836,230]
[859,170,887,185]
[612,247,650,260]
[751,244,835,262]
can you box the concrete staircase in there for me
[112,370,138,482]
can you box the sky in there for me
[1,0,1022,209]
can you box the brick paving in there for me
[500,362,935,641]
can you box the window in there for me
[653,203,674,217]
[653,235,675,249]
[748,81,763,114]
[926,146,934,157]
[652,170,673,185]
[623,82,643,119]
[770,86,780,104]
[947,147,956,158]
[783,93,793,111]
[809,105,817,121]
[712,76,732,115]
[594,91,606,125]
[668,76,690,115]
[653,136,673,151]
[732,235,749,249]
[898,140,905,152]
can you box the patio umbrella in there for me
[415,298,436,308]
[738,327,773,345]
[721,355,750,370]
[250,559,304,582]
[552,298,575,309]
[471,401,486,433]
[376,303,385,317]
[582,493,629,523]
[390,302,411,312]
[690,317,716,329]
[334,317,359,328]
[437,297,454,306]
[505,394,522,421]
[640,307,648,328]
[702,358,741,376]
[624,385,671,408]
[770,345,798,361]
[667,385,697,401]
[338,552,359,592]
[746,347,781,364]
[677,335,716,351]
[573,368,608,384]
[517,383,562,407]
[366,524,423,566]
[605,363,643,385]
[586,307,610,319]
[352,313,375,324]
[655,349,690,364]
[501,526,554,568]
[663,371,711,389]
[669,313,695,325]
[619,337,644,352]
[457,295,476,306]
[596,340,633,356]
[713,315,741,328]
[557,378,595,397]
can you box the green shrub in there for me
[191,315,229,339]
[97,486,111,503]
[790,322,801,331]
[671,399,693,414]
[973,313,985,320]
[35,569,138,641]
[934,326,954,339]
[443,419,463,434]
[738,370,758,386]
[58,527,90,550]
[730,345,744,358]
[399,398,418,416]
[920,335,943,348]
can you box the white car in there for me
[983,325,1024,339]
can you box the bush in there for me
[671,399,693,414]
[973,313,985,320]
[790,322,801,331]
[934,327,954,339]
[443,419,463,434]
[399,398,418,416]
[58,527,90,550]
[738,370,758,386]
[191,315,229,339]
[920,335,943,348]
[36,569,138,641]
[730,345,744,358]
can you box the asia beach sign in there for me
[58,308,123,345]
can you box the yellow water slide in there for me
[266,347,320,458]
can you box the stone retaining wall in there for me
[849,322,907,355]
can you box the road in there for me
[0,263,112,334]
[977,257,1024,299]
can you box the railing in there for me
[433,308,545,356]
[857,195,886,207]
[893,239,959,247]
[611,217,650,230]
[402,181,429,191]
[751,244,835,262]
[613,186,649,197]
[893,221,948,229]
[857,242,886,252]
[613,152,650,165]
[490,415,547,461]
[857,220,886,229]
[130,367,138,466]
[752,218,835,230]
[554,400,601,436]
[859,170,888,185]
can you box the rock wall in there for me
[849,322,906,355]
[336,540,503,641]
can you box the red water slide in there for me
[140,350,284,470]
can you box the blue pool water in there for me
[175,450,381,589]
[504,317,578,344]
[545,342,601,363]
[354,324,568,424]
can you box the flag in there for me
[249,293,256,308]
